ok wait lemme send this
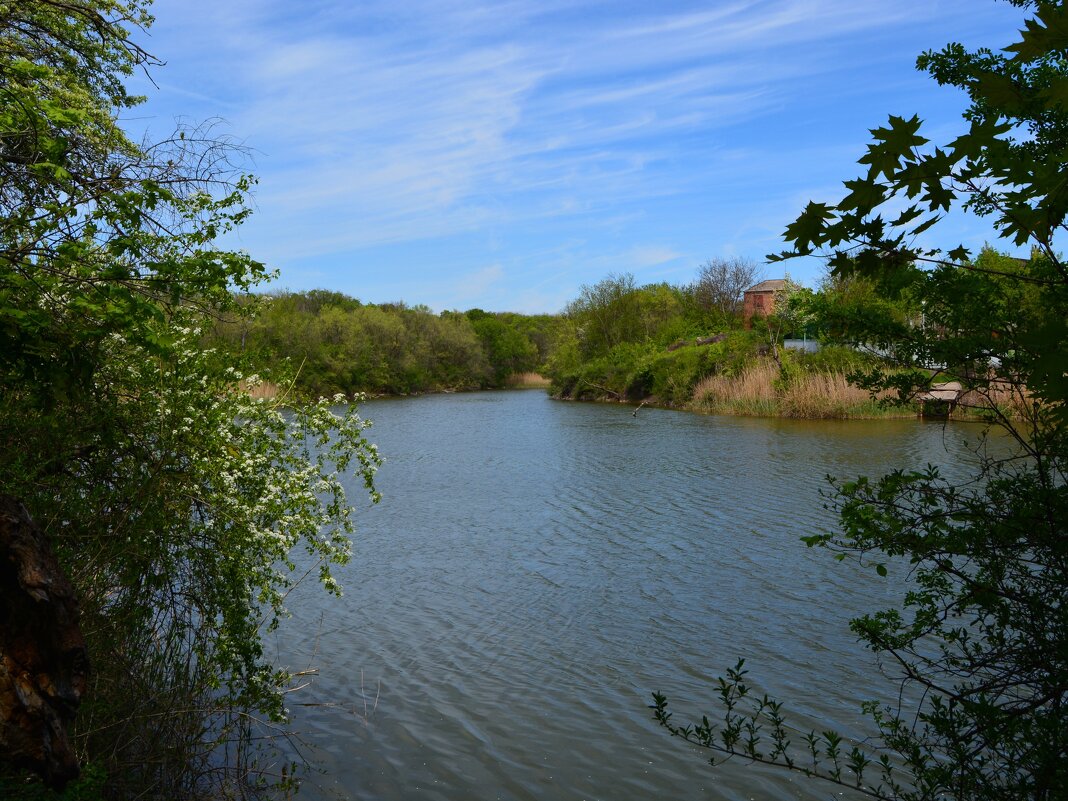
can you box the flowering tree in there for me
[763,277,814,364]
[0,2,380,797]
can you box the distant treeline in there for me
[208,253,935,416]
[207,290,566,396]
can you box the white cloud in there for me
[627,246,683,269]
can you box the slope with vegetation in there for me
[546,263,920,419]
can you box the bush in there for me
[548,330,765,406]
[794,344,881,374]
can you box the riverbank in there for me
[206,291,565,399]
[546,334,914,419]
[550,356,1017,422]
[239,372,551,401]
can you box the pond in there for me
[270,390,992,800]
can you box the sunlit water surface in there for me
[270,391,995,800]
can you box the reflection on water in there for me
[271,391,992,800]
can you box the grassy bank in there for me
[547,330,918,419]
[549,332,762,407]
[549,338,1024,421]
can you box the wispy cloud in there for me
[135,0,1024,306]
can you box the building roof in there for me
[744,279,787,294]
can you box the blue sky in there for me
[129,0,1027,313]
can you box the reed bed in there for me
[239,378,281,399]
[955,378,1035,421]
[506,371,552,388]
[691,361,903,419]
[779,370,894,418]
[692,361,778,416]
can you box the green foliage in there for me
[549,341,647,401]
[210,292,489,394]
[19,334,380,797]
[658,453,1068,799]
[563,273,694,360]
[564,273,643,358]
[793,344,881,375]
[653,663,905,796]
[771,349,803,392]
[657,3,1068,798]
[1,762,107,801]
[206,293,560,395]
[762,278,816,361]
[496,311,568,366]
[549,262,769,405]
[0,2,380,797]
[467,311,540,384]
[809,269,920,350]
[632,347,719,404]
[549,331,761,405]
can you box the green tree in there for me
[496,312,566,367]
[810,266,921,350]
[759,277,814,364]
[634,281,690,344]
[563,274,698,360]
[467,312,538,384]
[0,2,380,796]
[565,272,643,357]
[654,3,1068,798]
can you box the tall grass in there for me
[506,371,552,388]
[691,361,778,416]
[955,378,1035,422]
[239,379,281,400]
[691,360,904,419]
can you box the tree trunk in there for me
[0,495,88,789]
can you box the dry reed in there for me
[239,379,281,399]
[693,361,778,416]
[779,370,893,418]
[506,371,552,388]
[692,360,903,419]
[954,378,1035,421]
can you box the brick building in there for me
[742,279,786,328]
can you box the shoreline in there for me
[241,372,552,403]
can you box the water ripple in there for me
[272,392,990,801]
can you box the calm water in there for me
[271,391,991,801]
